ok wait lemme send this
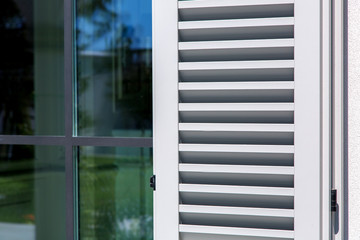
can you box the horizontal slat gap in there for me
[179,83,294,103]
[180,214,293,230]
[179,81,294,90]
[180,131,294,145]
[179,103,294,111]
[179,61,294,82]
[180,205,294,230]
[179,40,294,62]
[179,123,294,132]
[179,165,294,187]
[180,111,294,123]
[179,205,294,217]
[180,170,294,187]
[179,144,294,153]
[179,0,294,9]
[179,164,294,175]
[179,2,294,22]
[180,151,294,166]
[179,40,294,61]
[180,191,294,209]
[179,224,294,238]
[179,18,294,42]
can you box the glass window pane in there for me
[0,145,66,240]
[78,146,153,240]
[0,0,65,135]
[76,0,152,137]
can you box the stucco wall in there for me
[348,0,360,239]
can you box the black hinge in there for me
[331,189,337,212]
[150,175,156,191]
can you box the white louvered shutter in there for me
[154,0,330,240]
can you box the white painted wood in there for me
[180,184,294,196]
[179,123,294,132]
[180,151,294,166]
[348,1,360,238]
[179,128,294,145]
[179,0,294,9]
[179,205,294,218]
[179,39,294,61]
[321,0,331,239]
[179,103,294,111]
[153,0,178,239]
[179,18,294,30]
[179,164,294,175]
[179,39,294,51]
[332,0,345,239]
[179,225,294,239]
[179,61,294,82]
[179,82,294,90]
[179,82,294,103]
[154,0,331,238]
[179,144,294,154]
[180,206,295,236]
[179,18,294,42]
[294,0,321,239]
[179,60,294,71]
[180,191,294,209]
[179,40,294,61]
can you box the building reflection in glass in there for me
[76,0,152,137]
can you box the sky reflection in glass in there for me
[76,0,152,137]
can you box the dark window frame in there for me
[0,0,153,239]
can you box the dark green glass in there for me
[0,0,65,135]
[0,145,66,240]
[76,0,152,137]
[78,146,153,240]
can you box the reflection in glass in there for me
[0,145,66,240]
[0,0,65,135]
[76,0,152,137]
[79,146,153,240]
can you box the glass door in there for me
[75,0,153,239]
[0,0,153,239]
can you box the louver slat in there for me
[177,0,295,239]
[179,39,294,61]
[179,60,294,82]
[178,0,295,21]
[179,18,294,42]
[180,225,294,239]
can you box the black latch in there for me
[150,175,156,191]
[331,189,337,212]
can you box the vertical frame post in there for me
[322,0,332,239]
[153,0,179,239]
[333,0,345,239]
[294,0,322,239]
[64,0,75,239]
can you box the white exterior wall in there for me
[348,0,360,239]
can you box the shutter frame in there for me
[153,0,179,239]
[154,0,332,239]
[294,0,322,239]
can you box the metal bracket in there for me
[331,189,337,212]
[150,175,156,191]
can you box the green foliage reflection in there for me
[79,148,153,240]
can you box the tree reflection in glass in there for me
[76,0,152,137]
